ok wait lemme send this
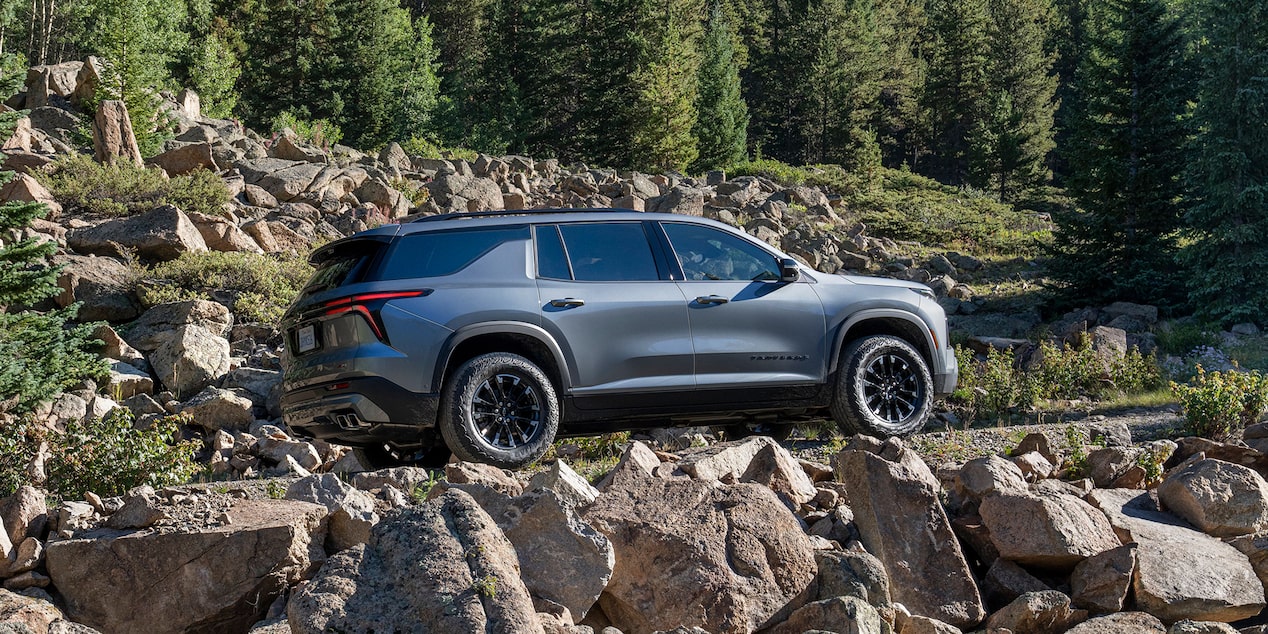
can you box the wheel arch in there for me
[435,322,570,395]
[829,310,938,376]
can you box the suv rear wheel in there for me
[439,352,560,469]
[832,335,932,437]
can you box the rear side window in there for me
[378,227,528,280]
[535,225,572,279]
[557,223,660,281]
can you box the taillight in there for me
[317,290,430,342]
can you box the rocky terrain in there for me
[3,59,1268,634]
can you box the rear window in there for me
[378,226,529,280]
[299,240,383,299]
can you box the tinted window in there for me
[558,223,660,281]
[662,223,780,281]
[535,225,572,279]
[298,239,382,300]
[378,227,528,280]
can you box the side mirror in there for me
[779,258,800,283]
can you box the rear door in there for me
[659,221,828,388]
[534,221,694,401]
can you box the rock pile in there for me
[0,430,1267,633]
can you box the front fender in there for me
[828,309,942,375]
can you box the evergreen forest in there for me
[0,0,1266,323]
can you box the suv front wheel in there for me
[440,352,560,469]
[831,335,932,437]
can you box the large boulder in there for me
[67,205,208,262]
[46,499,326,634]
[124,299,233,351]
[285,474,379,552]
[769,596,884,634]
[675,436,817,505]
[149,325,231,398]
[979,491,1121,569]
[53,254,141,323]
[149,142,218,176]
[288,489,541,633]
[834,437,985,628]
[1158,458,1268,537]
[444,484,613,620]
[1071,544,1136,614]
[583,473,817,633]
[0,172,61,217]
[92,99,142,166]
[0,589,65,633]
[1065,611,1166,633]
[0,487,47,547]
[1089,488,1266,623]
[186,212,263,254]
[984,590,1085,634]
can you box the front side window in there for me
[662,222,780,281]
[557,223,660,281]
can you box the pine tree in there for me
[1182,0,1268,325]
[692,0,748,172]
[630,0,702,172]
[921,0,991,184]
[0,108,104,416]
[80,0,188,156]
[969,0,1058,201]
[870,0,926,168]
[1050,0,1190,307]
[237,0,340,134]
[174,0,239,119]
[515,0,594,160]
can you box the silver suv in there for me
[280,210,957,468]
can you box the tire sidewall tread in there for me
[831,335,932,437]
[439,352,560,469]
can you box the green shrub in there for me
[1156,321,1220,356]
[0,409,197,499]
[1172,365,1268,441]
[138,251,314,324]
[398,137,479,162]
[40,153,230,217]
[270,111,342,148]
[952,344,1035,420]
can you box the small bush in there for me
[270,111,342,149]
[0,409,198,499]
[1156,321,1220,356]
[1172,365,1268,441]
[952,344,1034,420]
[40,153,230,217]
[138,251,313,324]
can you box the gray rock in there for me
[0,588,64,632]
[527,460,599,508]
[0,487,47,547]
[53,254,140,323]
[177,386,252,432]
[285,474,379,552]
[676,436,817,505]
[124,300,233,351]
[68,205,207,262]
[1066,612,1165,633]
[981,559,1051,608]
[1158,459,1268,537]
[584,474,816,634]
[834,437,985,628]
[984,591,1085,634]
[979,491,1121,569]
[149,142,218,176]
[1168,620,1239,634]
[104,487,166,529]
[185,212,263,254]
[288,489,541,633]
[815,547,891,611]
[1070,544,1136,614]
[957,455,1029,500]
[48,499,326,634]
[351,467,435,496]
[768,596,883,634]
[1088,488,1265,623]
[646,186,705,217]
[104,361,152,400]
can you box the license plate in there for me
[296,325,317,353]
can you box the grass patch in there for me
[40,153,230,217]
[137,250,313,324]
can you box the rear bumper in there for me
[281,376,440,446]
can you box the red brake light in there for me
[318,290,430,342]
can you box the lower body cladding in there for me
[281,376,439,447]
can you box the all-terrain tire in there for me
[439,352,560,469]
[831,335,933,437]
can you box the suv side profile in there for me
[280,209,957,469]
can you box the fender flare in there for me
[433,321,572,393]
[828,309,940,375]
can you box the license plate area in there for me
[296,324,318,353]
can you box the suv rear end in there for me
[279,221,537,454]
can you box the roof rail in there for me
[408,208,629,223]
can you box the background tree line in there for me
[0,0,1263,323]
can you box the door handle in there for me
[549,298,586,308]
[695,295,729,305]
